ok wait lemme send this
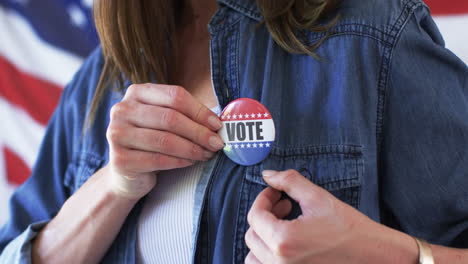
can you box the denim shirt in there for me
[2,0,468,263]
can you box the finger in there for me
[271,199,292,219]
[245,228,274,264]
[111,125,213,161]
[123,104,224,151]
[262,170,325,208]
[247,188,282,246]
[245,252,262,264]
[110,145,194,174]
[124,84,222,131]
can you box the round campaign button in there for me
[218,98,275,166]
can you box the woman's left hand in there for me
[245,169,377,264]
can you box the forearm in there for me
[32,166,139,264]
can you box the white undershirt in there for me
[136,106,220,264]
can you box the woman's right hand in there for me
[105,83,224,200]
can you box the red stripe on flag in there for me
[424,0,468,15]
[3,147,31,186]
[0,55,63,126]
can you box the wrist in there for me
[345,218,419,264]
[99,165,146,203]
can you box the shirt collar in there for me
[218,0,262,21]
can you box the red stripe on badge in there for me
[4,147,31,186]
[424,0,468,15]
[0,55,63,126]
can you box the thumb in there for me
[262,169,332,216]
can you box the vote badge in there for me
[218,98,275,166]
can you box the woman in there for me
[1,0,468,263]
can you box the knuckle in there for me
[155,133,171,152]
[272,225,296,258]
[273,239,294,258]
[190,143,202,158]
[126,84,140,98]
[160,109,179,130]
[106,124,124,143]
[167,85,185,108]
[247,209,255,226]
[149,152,163,165]
[281,170,298,185]
[110,103,127,121]
[244,228,253,244]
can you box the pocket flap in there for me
[245,144,363,191]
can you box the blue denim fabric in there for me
[2,0,468,263]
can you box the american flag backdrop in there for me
[0,0,467,225]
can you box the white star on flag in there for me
[68,4,87,28]
[82,0,94,8]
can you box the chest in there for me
[171,36,217,109]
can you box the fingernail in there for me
[209,136,225,149]
[262,170,278,177]
[204,151,214,159]
[208,116,223,130]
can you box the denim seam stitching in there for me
[376,0,425,153]
[220,0,262,21]
[232,175,246,263]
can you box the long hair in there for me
[88,0,340,126]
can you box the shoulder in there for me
[338,0,428,26]
[330,0,431,44]
[64,46,105,104]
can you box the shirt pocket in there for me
[64,152,104,194]
[233,144,364,263]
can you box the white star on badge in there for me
[266,143,271,147]
[241,144,245,148]
[239,114,243,119]
[259,143,264,147]
[227,115,231,119]
[253,143,257,148]
[257,113,262,118]
[234,144,239,149]
[247,144,251,148]
[233,114,237,119]
[264,113,269,118]
[251,113,256,118]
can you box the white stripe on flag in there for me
[0,97,45,168]
[434,14,468,64]
[0,6,84,87]
[0,147,15,226]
